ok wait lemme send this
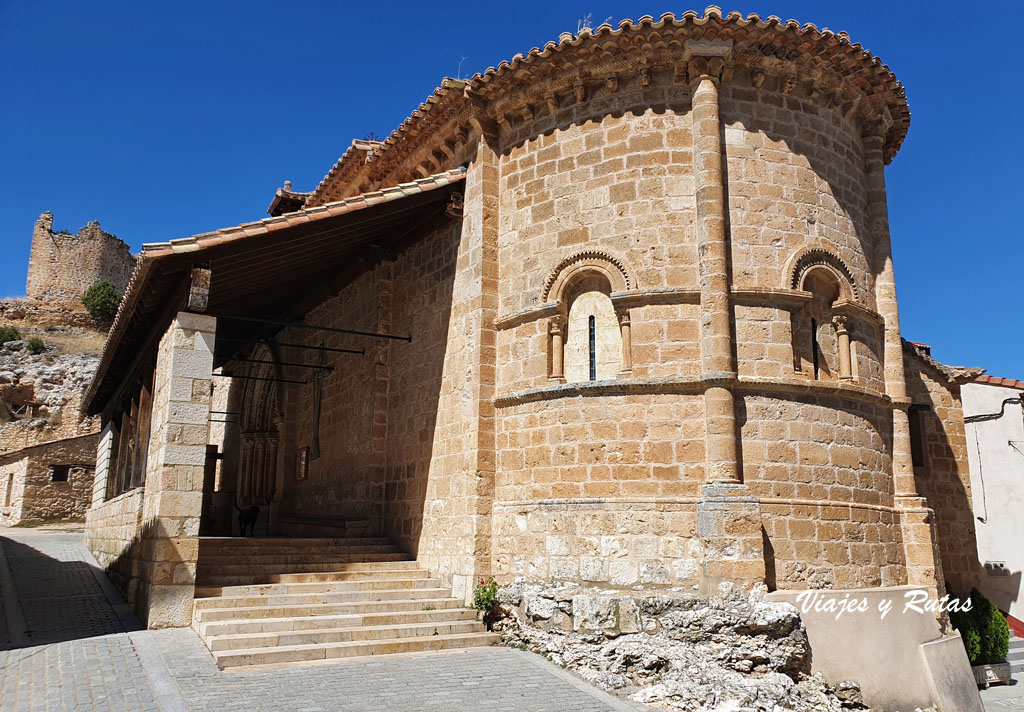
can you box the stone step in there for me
[194,585,449,609]
[197,555,413,574]
[196,566,428,587]
[1006,648,1024,663]
[213,631,499,669]
[198,547,404,561]
[194,596,467,624]
[202,608,479,642]
[199,537,390,548]
[1012,662,1024,675]
[195,577,442,600]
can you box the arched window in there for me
[561,277,621,382]
[544,251,635,383]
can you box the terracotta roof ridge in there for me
[902,339,985,385]
[974,375,1024,391]
[306,6,907,202]
[142,167,466,256]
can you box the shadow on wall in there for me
[378,222,460,558]
[904,355,983,596]
[0,534,141,649]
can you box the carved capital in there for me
[832,315,849,335]
[549,315,566,336]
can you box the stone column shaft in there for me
[549,317,564,380]
[693,75,739,485]
[864,135,917,500]
[618,311,632,373]
[834,316,853,381]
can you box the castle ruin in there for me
[25,212,135,307]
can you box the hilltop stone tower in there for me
[25,212,135,307]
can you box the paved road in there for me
[0,528,641,712]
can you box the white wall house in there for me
[963,376,1024,627]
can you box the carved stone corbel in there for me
[574,81,587,103]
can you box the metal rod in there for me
[208,419,238,423]
[213,373,308,385]
[218,337,364,355]
[224,356,333,371]
[211,313,411,342]
[209,410,240,415]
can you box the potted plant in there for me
[473,576,499,631]
[948,584,1011,688]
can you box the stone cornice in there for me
[494,374,892,409]
[311,8,910,199]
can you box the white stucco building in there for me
[963,375,1024,629]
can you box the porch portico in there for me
[82,169,485,628]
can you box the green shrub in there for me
[81,280,122,321]
[972,588,1010,664]
[26,337,46,355]
[0,325,20,343]
[948,584,1010,665]
[473,576,499,614]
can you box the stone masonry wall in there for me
[904,351,979,593]
[0,433,97,525]
[83,487,146,602]
[25,212,135,307]
[486,65,903,592]
[278,270,380,524]
[742,395,904,589]
[381,218,461,555]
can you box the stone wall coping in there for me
[494,497,902,515]
[494,374,893,408]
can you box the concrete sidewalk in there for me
[0,528,642,712]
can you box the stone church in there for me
[80,8,984,695]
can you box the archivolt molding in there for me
[543,250,634,304]
[785,248,860,302]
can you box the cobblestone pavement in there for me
[0,529,641,712]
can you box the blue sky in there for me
[1,1,1020,377]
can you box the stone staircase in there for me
[1009,630,1024,675]
[192,537,497,669]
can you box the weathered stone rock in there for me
[500,583,873,712]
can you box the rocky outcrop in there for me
[0,337,99,453]
[495,581,927,712]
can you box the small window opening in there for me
[908,407,928,468]
[588,315,597,381]
[810,318,820,379]
[50,465,71,482]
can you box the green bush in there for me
[26,337,46,355]
[973,588,1010,664]
[473,576,499,614]
[81,280,122,321]
[947,584,1010,665]
[0,325,20,343]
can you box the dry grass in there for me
[42,330,107,356]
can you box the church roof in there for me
[84,168,465,414]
